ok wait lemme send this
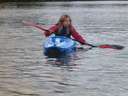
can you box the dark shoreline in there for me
[0,0,127,4]
[0,0,127,2]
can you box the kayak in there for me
[43,35,77,57]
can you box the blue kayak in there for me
[43,35,77,57]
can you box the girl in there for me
[44,15,86,45]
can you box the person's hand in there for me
[80,42,85,45]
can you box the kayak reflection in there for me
[44,47,91,70]
[45,53,78,69]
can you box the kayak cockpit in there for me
[43,35,76,57]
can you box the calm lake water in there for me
[0,1,128,96]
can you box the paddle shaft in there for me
[23,21,124,50]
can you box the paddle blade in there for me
[98,44,124,50]
[22,20,49,32]
[22,20,34,26]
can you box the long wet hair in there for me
[57,15,72,26]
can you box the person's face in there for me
[63,18,71,27]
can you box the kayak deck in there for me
[43,35,76,57]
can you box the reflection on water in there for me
[0,1,128,96]
[45,54,77,70]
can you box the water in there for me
[0,1,128,96]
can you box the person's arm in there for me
[44,25,58,37]
[70,26,86,44]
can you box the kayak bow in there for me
[43,35,76,57]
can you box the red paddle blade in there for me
[22,20,49,32]
[22,20,35,26]
[98,44,124,50]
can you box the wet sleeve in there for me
[71,26,86,44]
[44,25,58,37]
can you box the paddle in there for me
[23,20,124,50]
[22,20,49,32]
[85,43,124,50]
